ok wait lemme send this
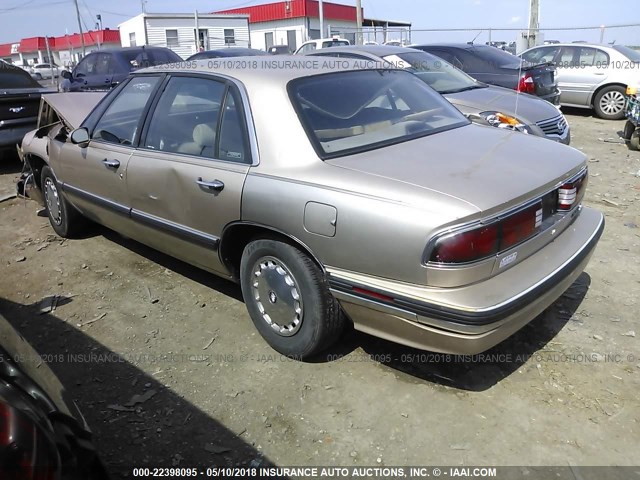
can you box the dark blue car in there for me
[61,46,182,92]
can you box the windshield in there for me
[613,45,640,63]
[0,66,41,88]
[382,51,483,94]
[289,69,468,158]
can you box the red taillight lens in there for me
[558,172,587,211]
[501,203,542,250]
[430,225,499,263]
[517,74,536,94]
[0,401,58,480]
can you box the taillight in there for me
[558,172,587,211]
[517,73,536,94]
[430,224,499,263]
[501,202,542,250]
[0,401,58,480]
[429,203,543,264]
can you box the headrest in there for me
[193,123,216,148]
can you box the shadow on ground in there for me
[0,297,283,479]
[336,273,591,391]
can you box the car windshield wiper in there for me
[439,84,487,94]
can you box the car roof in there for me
[411,43,480,50]
[137,55,388,85]
[308,45,422,57]
[524,43,615,49]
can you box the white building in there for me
[118,13,251,59]
[216,0,411,53]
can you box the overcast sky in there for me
[0,0,638,45]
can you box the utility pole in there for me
[319,0,324,38]
[527,0,539,49]
[141,0,147,13]
[97,14,103,30]
[355,0,363,45]
[73,0,86,57]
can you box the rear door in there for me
[125,74,252,274]
[551,46,607,106]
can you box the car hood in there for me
[328,123,586,215]
[42,92,106,129]
[446,85,561,123]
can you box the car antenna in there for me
[468,30,483,45]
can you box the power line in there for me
[0,0,68,12]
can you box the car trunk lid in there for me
[0,89,50,129]
[327,123,586,216]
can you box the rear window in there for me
[613,45,640,63]
[470,45,523,68]
[289,69,468,158]
[0,66,41,88]
[321,40,350,48]
[121,49,182,70]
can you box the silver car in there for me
[520,43,640,120]
[20,59,603,359]
[308,45,570,144]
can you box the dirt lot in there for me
[0,109,638,478]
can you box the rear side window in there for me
[143,76,251,163]
[522,46,560,64]
[92,76,160,145]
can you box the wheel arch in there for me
[590,82,627,107]
[219,222,326,281]
[24,153,50,190]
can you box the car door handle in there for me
[196,178,224,191]
[102,159,120,169]
[594,72,605,76]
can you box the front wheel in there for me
[240,238,344,359]
[593,85,626,120]
[41,166,85,238]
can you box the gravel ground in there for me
[0,108,638,478]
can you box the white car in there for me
[29,63,61,80]
[294,37,350,54]
[520,43,640,120]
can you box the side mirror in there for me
[70,128,90,147]
[60,70,71,79]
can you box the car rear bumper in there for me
[328,206,604,354]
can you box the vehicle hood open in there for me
[328,123,586,214]
[42,92,106,129]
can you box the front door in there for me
[126,75,252,275]
[555,46,610,106]
[55,75,162,232]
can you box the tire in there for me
[593,85,626,120]
[41,166,84,238]
[631,131,640,151]
[240,238,344,359]
[34,73,42,80]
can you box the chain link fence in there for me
[338,24,640,52]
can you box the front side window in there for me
[522,46,560,64]
[143,76,250,163]
[92,76,160,145]
[289,70,469,158]
[74,54,97,76]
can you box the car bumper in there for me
[328,206,604,354]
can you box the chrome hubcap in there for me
[251,256,303,336]
[600,91,625,115]
[43,177,62,226]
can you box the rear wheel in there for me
[41,166,85,238]
[631,131,640,151]
[240,238,344,359]
[593,85,626,120]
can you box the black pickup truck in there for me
[411,43,560,105]
[0,62,54,157]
